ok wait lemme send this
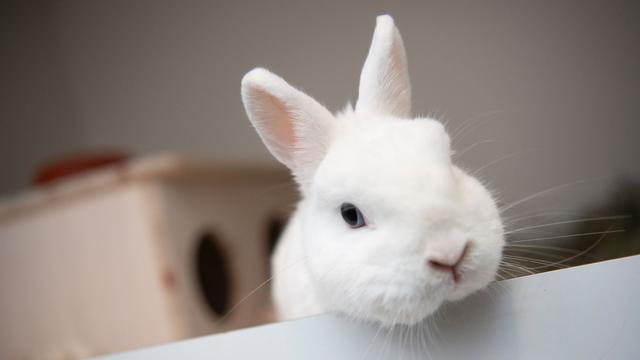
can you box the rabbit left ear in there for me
[356,15,412,118]
[241,68,335,188]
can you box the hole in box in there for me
[195,231,231,318]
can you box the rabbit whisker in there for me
[523,226,615,270]
[503,247,579,260]
[359,322,386,360]
[498,261,536,275]
[498,176,613,214]
[502,209,583,225]
[450,109,505,144]
[471,151,530,177]
[216,255,308,325]
[510,229,625,243]
[501,254,570,268]
[453,139,496,159]
[503,215,629,235]
[504,243,584,254]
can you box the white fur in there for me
[241,15,504,326]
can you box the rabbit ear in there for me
[356,15,412,118]
[241,68,335,186]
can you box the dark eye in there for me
[340,203,366,228]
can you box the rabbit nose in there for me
[427,242,470,283]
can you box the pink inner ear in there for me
[266,92,297,151]
[248,87,298,167]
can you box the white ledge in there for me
[98,255,640,359]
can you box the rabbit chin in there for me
[331,269,495,326]
[348,288,448,326]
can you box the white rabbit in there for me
[241,15,504,326]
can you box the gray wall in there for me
[2,0,639,215]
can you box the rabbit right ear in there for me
[241,68,335,186]
[356,15,412,118]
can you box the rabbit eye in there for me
[340,203,366,228]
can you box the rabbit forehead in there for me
[312,114,455,208]
[337,114,450,157]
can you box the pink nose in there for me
[427,243,470,283]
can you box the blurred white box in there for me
[0,154,296,359]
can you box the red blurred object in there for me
[33,153,130,185]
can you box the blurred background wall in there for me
[1,0,639,211]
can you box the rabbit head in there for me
[241,15,504,326]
